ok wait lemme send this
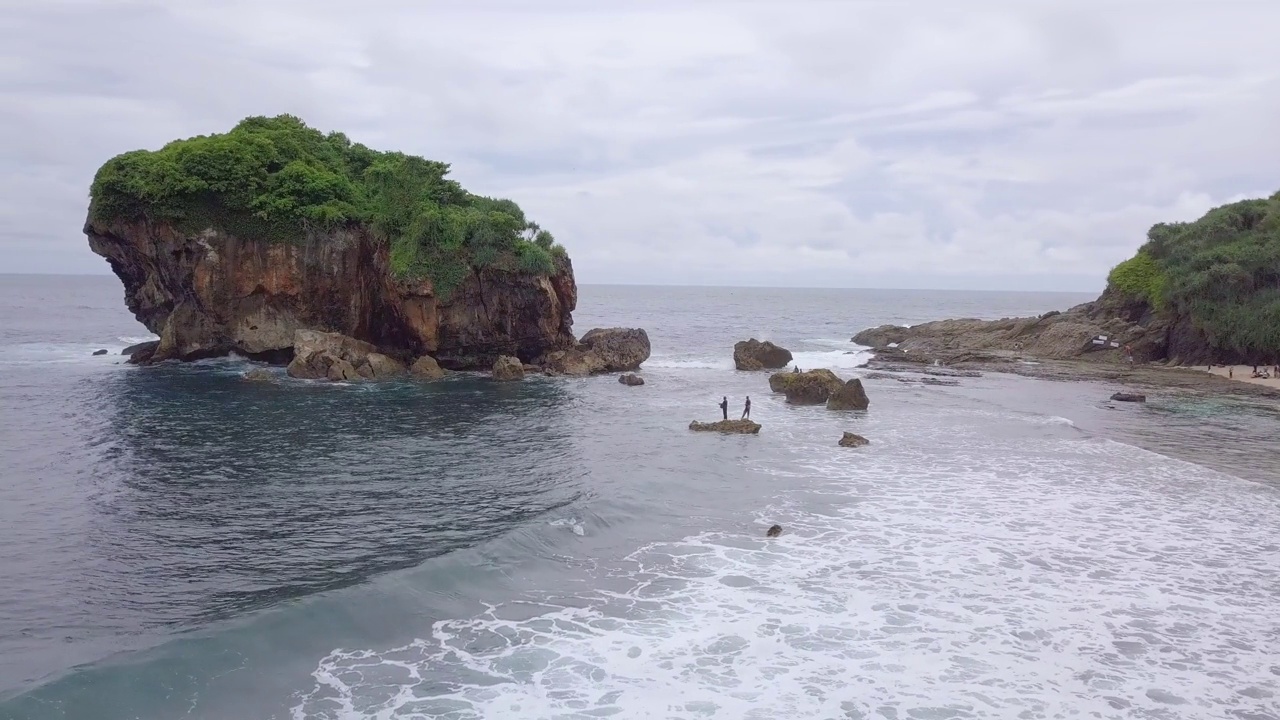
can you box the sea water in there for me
[1,276,1277,720]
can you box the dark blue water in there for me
[2,275,1278,720]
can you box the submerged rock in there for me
[770,369,844,405]
[619,373,645,386]
[920,377,960,387]
[243,368,274,382]
[409,355,448,380]
[766,524,782,537]
[734,339,793,371]
[1110,392,1146,402]
[492,355,525,381]
[827,379,870,410]
[689,419,762,434]
[92,349,108,356]
[838,432,870,448]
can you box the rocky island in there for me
[84,114,645,375]
[852,193,1280,396]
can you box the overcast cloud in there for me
[2,0,1277,289]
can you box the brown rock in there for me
[492,355,525,381]
[827,379,870,410]
[409,355,448,380]
[770,369,844,404]
[689,419,762,434]
[287,330,378,380]
[838,432,869,448]
[243,368,274,382]
[358,352,406,380]
[766,524,782,537]
[579,327,651,372]
[734,339,793,371]
[619,373,645,386]
[1110,392,1146,402]
[85,221,578,367]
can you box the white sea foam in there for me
[294,408,1280,719]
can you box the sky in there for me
[2,0,1278,290]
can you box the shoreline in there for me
[863,350,1280,401]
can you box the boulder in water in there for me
[492,355,525,381]
[734,339,793,371]
[689,419,761,434]
[92,349,108,356]
[1110,392,1146,402]
[827,379,870,410]
[359,353,407,380]
[619,373,645,386]
[542,327,651,376]
[286,330,370,379]
[771,369,844,404]
[838,432,870,448]
[766,524,782,537]
[122,340,160,364]
[579,328,651,371]
[409,355,448,380]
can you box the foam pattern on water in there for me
[295,407,1280,719]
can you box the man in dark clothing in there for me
[742,396,752,419]
[719,396,728,420]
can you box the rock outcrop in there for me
[689,419,762,434]
[826,379,870,410]
[492,355,525,381]
[619,373,645,386]
[541,327,651,376]
[851,289,1164,367]
[770,368,844,405]
[243,368,274,382]
[838,432,870,448]
[286,329,406,381]
[409,355,448,380]
[734,339,793,371]
[86,220,577,368]
[1110,392,1147,402]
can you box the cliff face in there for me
[87,218,577,368]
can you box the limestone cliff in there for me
[87,218,577,368]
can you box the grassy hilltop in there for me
[89,115,565,298]
[1107,192,1280,362]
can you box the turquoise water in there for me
[1,276,1277,719]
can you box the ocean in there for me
[1,274,1278,720]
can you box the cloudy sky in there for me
[3,0,1278,290]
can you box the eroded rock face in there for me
[86,220,577,368]
[827,379,870,410]
[492,355,525,381]
[689,419,761,434]
[838,432,870,447]
[734,339,793,371]
[541,327,651,376]
[770,369,844,404]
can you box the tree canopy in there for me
[1107,192,1280,359]
[89,114,564,297]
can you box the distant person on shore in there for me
[741,396,752,420]
[1124,344,1133,364]
[793,365,800,373]
[719,396,728,420]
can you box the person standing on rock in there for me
[719,396,729,420]
[741,396,752,420]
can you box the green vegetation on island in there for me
[1107,192,1280,360]
[88,114,565,298]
